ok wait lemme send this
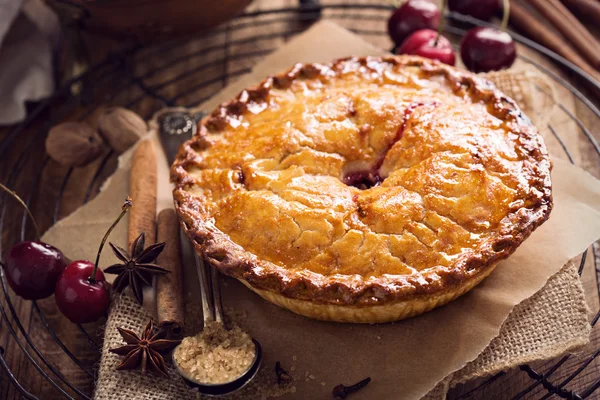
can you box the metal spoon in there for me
[172,249,262,396]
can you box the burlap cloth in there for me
[93,68,592,399]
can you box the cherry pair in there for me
[388,0,516,73]
[2,184,129,323]
[5,243,109,323]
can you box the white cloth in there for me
[0,0,59,125]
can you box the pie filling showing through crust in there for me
[171,56,552,323]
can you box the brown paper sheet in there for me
[45,22,600,400]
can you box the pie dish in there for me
[171,56,552,323]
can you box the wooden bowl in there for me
[51,0,253,40]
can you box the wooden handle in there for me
[510,1,600,81]
[528,0,600,69]
[128,140,157,246]
[560,0,600,25]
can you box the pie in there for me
[171,56,552,323]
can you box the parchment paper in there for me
[45,22,600,400]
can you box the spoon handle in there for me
[210,264,225,324]
[193,251,214,324]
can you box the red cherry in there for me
[460,27,516,72]
[398,29,456,66]
[55,260,110,324]
[4,241,66,300]
[388,0,441,46]
[448,0,500,21]
[53,197,131,324]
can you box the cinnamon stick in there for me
[561,0,600,25]
[510,2,600,81]
[156,209,185,340]
[128,140,157,247]
[528,0,600,69]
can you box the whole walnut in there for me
[98,107,147,153]
[45,122,103,167]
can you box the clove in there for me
[275,361,292,384]
[332,377,371,399]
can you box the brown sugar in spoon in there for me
[172,248,262,396]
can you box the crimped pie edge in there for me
[171,55,553,307]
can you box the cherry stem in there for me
[90,196,132,283]
[501,0,510,31]
[0,182,40,241]
[435,0,447,47]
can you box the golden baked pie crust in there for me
[171,56,552,322]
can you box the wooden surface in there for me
[0,1,599,399]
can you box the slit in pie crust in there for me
[171,56,552,323]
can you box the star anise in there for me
[110,319,181,377]
[105,232,169,304]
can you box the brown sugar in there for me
[174,322,255,384]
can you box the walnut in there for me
[45,122,103,167]
[98,107,147,153]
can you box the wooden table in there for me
[0,1,598,399]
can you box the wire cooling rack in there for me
[0,1,599,399]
